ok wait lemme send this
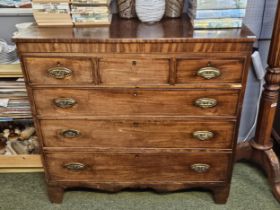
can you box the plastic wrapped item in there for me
[0,40,18,64]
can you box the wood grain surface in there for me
[32,88,240,117]
[45,151,231,182]
[40,119,236,149]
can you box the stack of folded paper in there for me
[71,0,112,26]
[188,0,248,29]
[32,0,72,26]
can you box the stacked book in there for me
[0,79,31,120]
[32,0,72,26]
[71,0,112,26]
[188,0,248,29]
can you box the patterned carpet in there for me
[0,163,279,210]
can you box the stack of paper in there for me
[71,0,112,26]
[188,0,248,29]
[32,0,72,26]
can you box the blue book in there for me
[189,0,248,10]
[189,9,246,19]
[192,18,243,29]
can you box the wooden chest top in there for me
[13,15,255,44]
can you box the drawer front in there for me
[40,120,235,149]
[46,152,230,182]
[99,58,170,85]
[23,57,94,84]
[176,58,244,83]
[33,89,239,117]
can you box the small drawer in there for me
[23,57,94,84]
[33,88,240,117]
[45,151,231,182]
[40,119,235,149]
[176,58,244,83]
[99,58,170,86]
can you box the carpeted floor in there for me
[0,163,279,210]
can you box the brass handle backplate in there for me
[64,163,86,171]
[195,98,217,109]
[54,98,77,109]
[48,66,72,79]
[193,131,214,141]
[60,129,80,138]
[191,163,210,173]
[197,66,221,80]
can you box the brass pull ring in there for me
[195,98,217,109]
[48,66,72,79]
[193,131,214,141]
[60,129,80,138]
[191,164,210,173]
[54,98,77,109]
[64,163,86,171]
[197,65,221,80]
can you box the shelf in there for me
[0,8,32,16]
[0,155,43,173]
[0,63,23,78]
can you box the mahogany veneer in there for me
[13,15,255,204]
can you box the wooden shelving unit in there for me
[0,63,23,78]
[0,155,43,173]
[0,118,43,173]
[0,63,43,172]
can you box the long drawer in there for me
[45,151,231,182]
[40,119,235,149]
[32,88,240,117]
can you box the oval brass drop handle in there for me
[191,163,210,173]
[54,98,77,109]
[60,129,80,138]
[48,66,72,79]
[193,131,214,141]
[197,66,221,80]
[64,163,86,171]
[195,98,217,109]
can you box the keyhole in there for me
[132,61,137,65]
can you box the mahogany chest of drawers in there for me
[13,15,255,204]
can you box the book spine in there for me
[193,18,243,29]
[191,9,246,19]
[190,0,248,10]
